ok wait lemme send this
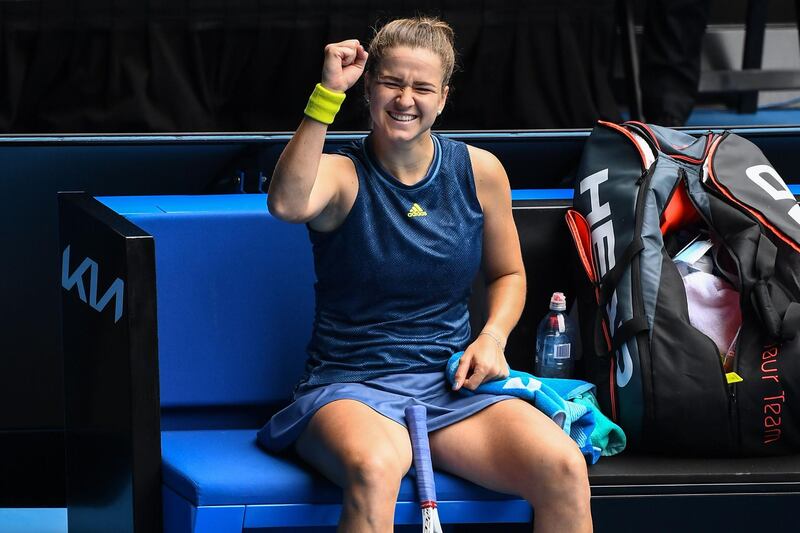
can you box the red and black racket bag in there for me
[567,121,800,455]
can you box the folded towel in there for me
[571,391,627,456]
[446,352,626,463]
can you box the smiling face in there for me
[366,46,449,144]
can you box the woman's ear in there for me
[438,85,449,114]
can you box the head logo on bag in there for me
[746,165,794,202]
[567,121,800,456]
[577,168,635,389]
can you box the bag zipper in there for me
[680,165,741,447]
[631,160,657,426]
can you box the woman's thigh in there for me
[428,398,586,497]
[294,399,413,488]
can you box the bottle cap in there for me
[549,292,566,311]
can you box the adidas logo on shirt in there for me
[407,203,428,217]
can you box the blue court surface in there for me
[0,509,67,533]
[686,107,800,127]
[0,509,426,532]
[0,510,434,533]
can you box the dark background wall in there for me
[1,0,799,507]
[0,0,620,133]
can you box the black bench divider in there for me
[59,192,161,533]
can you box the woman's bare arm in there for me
[452,146,526,391]
[267,40,367,225]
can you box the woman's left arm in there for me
[452,146,526,391]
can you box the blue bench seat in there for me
[92,194,534,531]
[161,429,531,529]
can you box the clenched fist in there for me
[321,40,369,93]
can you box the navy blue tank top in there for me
[302,133,484,386]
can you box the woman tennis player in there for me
[258,16,592,532]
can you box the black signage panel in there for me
[59,192,161,533]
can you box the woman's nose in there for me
[396,87,414,107]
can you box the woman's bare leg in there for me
[295,399,413,533]
[429,398,592,533]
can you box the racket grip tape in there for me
[405,404,437,505]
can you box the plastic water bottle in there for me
[535,292,576,378]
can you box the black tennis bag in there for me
[566,121,800,455]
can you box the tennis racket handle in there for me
[405,405,437,504]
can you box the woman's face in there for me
[366,46,449,144]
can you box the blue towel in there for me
[572,390,627,457]
[445,352,625,464]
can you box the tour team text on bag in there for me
[566,121,800,455]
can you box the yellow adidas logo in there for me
[407,203,428,217]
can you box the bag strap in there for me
[750,234,780,340]
[751,281,782,342]
[754,231,777,280]
[592,236,647,356]
[597,237,644,307]
[749,233,799,342]
[611,316,649,353]
[593,306,612,356]
[590,156,654,356]
[782,302,800,340]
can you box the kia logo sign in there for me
[61,245,125,323]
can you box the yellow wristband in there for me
[304,83,346,125]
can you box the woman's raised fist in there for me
[321,40,368,93]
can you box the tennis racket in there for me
[405,405,444,533]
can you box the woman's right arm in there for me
[267,40,368,225]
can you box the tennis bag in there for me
[566,121,800,455]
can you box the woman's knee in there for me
[551,445,588,482]
[343,448,411,493]
[526,445,590,504]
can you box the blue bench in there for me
[60,188,800,533]
[139,193,543,530]
[62,192,557,532]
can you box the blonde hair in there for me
[367,16,456,88]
